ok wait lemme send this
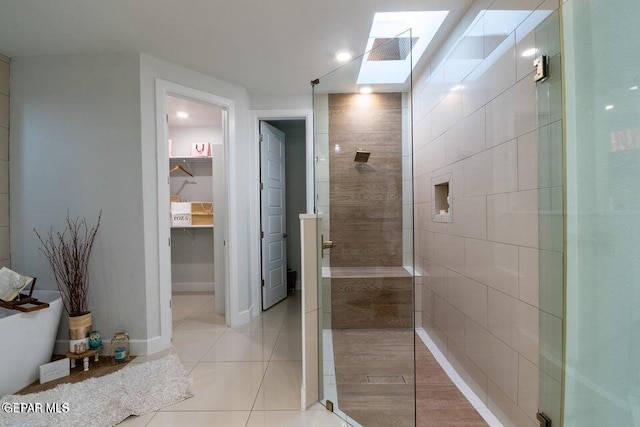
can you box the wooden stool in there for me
[65,347,102,372]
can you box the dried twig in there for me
[34,211,102,316]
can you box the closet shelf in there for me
[169,156,212,163]
[171,225,214,230]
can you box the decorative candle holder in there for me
[110,332,130,364]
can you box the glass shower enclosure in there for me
[313,31,416,427]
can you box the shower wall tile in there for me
[448,275,488,328]
[487,288,539,366]
[413,113,431,151]
[539,249,563,318]
[429,262,448,300]
[486,75,538,148]
[487,190,539,248]
[516,29,537,82]
[517,129,539,191]
[447,339,488,405]
[412,4,562,426]
[465,317,518,402]
[431,90,463,139]
[538,186,563,252]
[424,133,447,173]
[487,380,537,427]
[465,238,519,297]
[463,138,518,196]
[447,195,487,240]
[329,93,403,267]
[518,355,539,422]
[518,246,539,307]
[445,107,486,164]
[433,232,464,274]
[462,34,517,117]
[540,311,563,383]
[434,291,465,349]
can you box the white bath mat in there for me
[0,353,193,427]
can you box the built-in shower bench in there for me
[326,266,413,329]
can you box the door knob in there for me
[283,233,288,239]
[323,240,334,250]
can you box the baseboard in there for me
[55,336,165,357]
[172,281,214,293]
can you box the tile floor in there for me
[119,292,349,427]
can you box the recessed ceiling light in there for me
[176,111,189,118]
[605,105,615,110]
[450,84,463,92]
[335,51,352,62]
[522,48,537,57]
[359,86,373,94]
[630,86,638,91]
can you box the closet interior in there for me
[166,95,223,304]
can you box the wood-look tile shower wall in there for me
[329,93,403,267]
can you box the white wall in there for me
[9,54,147,350]
[139,54,255,333]
[8,52,256,357]
[250,94,312,111]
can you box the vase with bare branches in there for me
[34,211,101,352]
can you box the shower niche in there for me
[432,174,453,223]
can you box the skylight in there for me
[357,11,449,85]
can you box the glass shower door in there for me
[313,31,415,427]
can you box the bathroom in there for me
[1,0,639,426]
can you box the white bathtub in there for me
[0,290,63,396]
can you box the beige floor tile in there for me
[195,298,217,313]
[253,360,302,410]
[173,312,227,333]
[117,412,156,426]
[246,409,350,427]
[232,310,287,333]
[271,329,302,361]
[201,330,279,362]
[162,361,267,411]
[172,293,214,316]
[171,330,224,362]
[281,313,303,331]
[147,411,250,427]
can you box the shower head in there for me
[354,149,371,163]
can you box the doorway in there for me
[156,80,232,351]
[258,118,309,311]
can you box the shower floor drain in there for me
[366,375,407,384]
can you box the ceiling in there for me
[0,0,472,95]
[167,95,223,127]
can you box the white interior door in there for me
[260,121,287,310]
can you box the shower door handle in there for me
[322,240,334,250]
